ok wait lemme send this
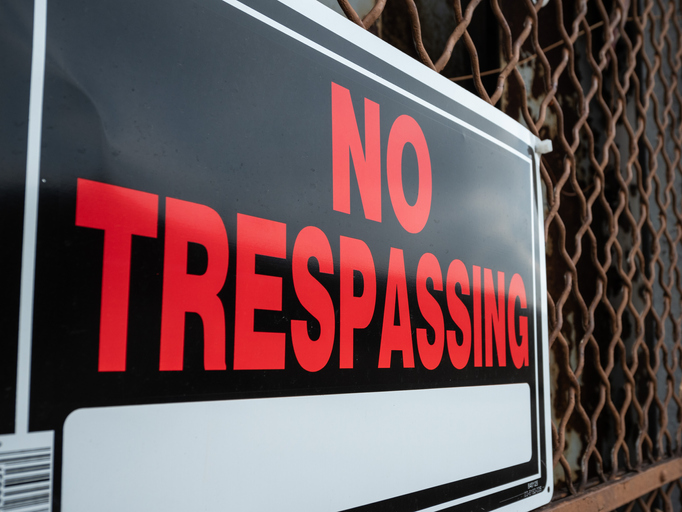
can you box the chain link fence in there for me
[332,0,682,509]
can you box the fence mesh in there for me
[334,0,682,508]
[620,478,682,512]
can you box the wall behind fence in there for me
[331,0,682,510]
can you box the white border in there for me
[226,0,532,165]
[62,385,533,512]
[13,0,553,510]
[280,0,540,151]
[16,0,48,436]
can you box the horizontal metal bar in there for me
[539,458,682,512]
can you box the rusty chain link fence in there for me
[331,0,682,510]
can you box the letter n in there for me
[331,82,381,222]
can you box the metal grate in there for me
[334,0,682,509]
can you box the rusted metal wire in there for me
[336,0,682,508]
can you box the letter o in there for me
[386,115,432,234]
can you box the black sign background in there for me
[2,0,550,510]
[0,0,35,437]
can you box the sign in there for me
[0,0,553,510]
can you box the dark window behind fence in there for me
[333,0,682,510]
